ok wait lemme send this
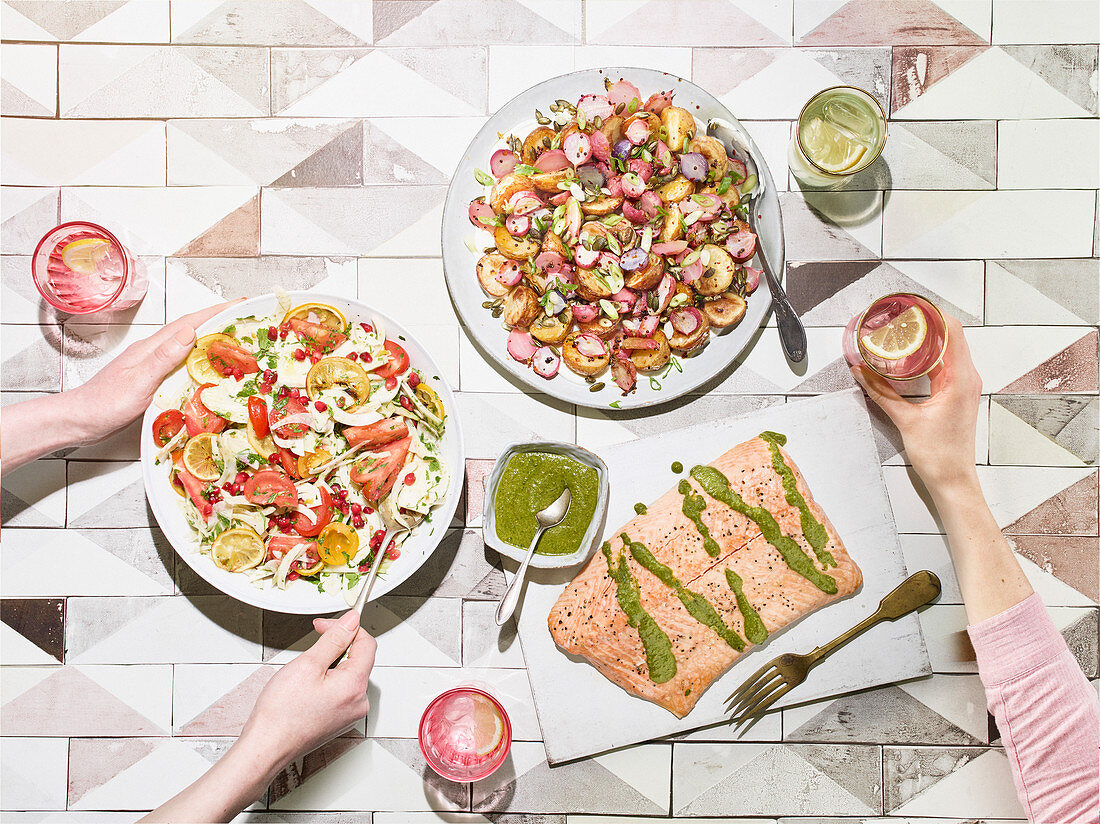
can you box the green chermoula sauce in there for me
[678,479,721,558]
[602,542,677,684]
[634,502,648,515]
[493,452,599,556]
[671,461,684,474]
[725,569,768,644]
[759,431,836,568]
[690,464,838,594]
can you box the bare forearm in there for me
[1,392,98,472]
[928,471,1033,624]
[139,735,285,824]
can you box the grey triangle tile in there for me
[1061,609,1099,678]
[376,0,576,45]
[272,121,364,187]
[1002,45,1099,115]
[270,735,365,804]
[373,737,469,808]
[387,46,487,112]
[798,0,987,45]
[790,357,858,395]
[175,194,259,257]
[786,260,882,317]
[7,0,127,40]
[884,746,987,813]
[169,255,351,299]
[183,46,271,114]
[2,78,54,116]
[69,476,150,528]
[271,48,369,114]
[994,396,1098,464]
[174,0,368,46]
[1006,535,1099,603]
[362,119,450,184]
[794,742,884,811]
[989,259,1100,325]
[786,684,984,745]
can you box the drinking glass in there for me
[32,221,148,314]
[843,293,948,381]
[788,86,887,188]
[419,685,512,782]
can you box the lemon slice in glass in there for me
[182,432,222,481]
[860,306,928,360]
[803,117,867,174]
[470,693,505,756]
[211,528,265,573]
[61,238,111,275]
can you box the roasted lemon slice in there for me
[186,333,239,384]
[211,528,265,573]
[318,522,359,566]
[246,419,277,460]
[306,357,370,410]
[860,306,928,361]
[61,238,111,275]
[414,384,445,420]
[297,449,332,478]
[282,302,346,330]
[182,432,222,481]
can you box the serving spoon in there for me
[707,118,807,364]
[495,487,571,626]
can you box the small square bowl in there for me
[482,441,610,570]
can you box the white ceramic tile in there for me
[997,119,1100,189]
[1,119,166,186]
[0,738,68,811]
[572,46,693,78]
[357,258,457,325]
[741,120,794,192]
[1,459,67,527]
[1,186,59,253]
[488,45,575,112]
[454,392,574,458]
[993,0,1100,43]
[1,44,57,116]
[883,190,1096,259]
[462,600,527,668]
[965,325,1095,393]
[458,326,530,394]
[0,0,170,43]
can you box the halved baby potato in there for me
[624,252,664,291]
[656,175,695,204]
[186,333,238,384]
[688,135,728,181]
[494,225,540,260]
[580,194,624,216]
[530,308,573,345]
[562,333,609,376]
[530,168,575,193]
[502,285,540,327]
[658,204,684,243]
[521,127,556,164]
[477,252,512,297]
[282,302,346,330]
[575,265,615,299]
[629,329,672,371]
[694,245,736,296]
[661,106,697,150]
[669,311,711,351]
[703,293,747,328]
[306,357,371,410]
[541,231,570,259]
[489,173,534,213]
[575,316,619,339]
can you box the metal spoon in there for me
[336,511,408,665]
[707,118,807,363]
[495,487,571,626]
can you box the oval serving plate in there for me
[442,67,784,410]
[140,292,465,615]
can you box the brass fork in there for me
[725,570,941,733]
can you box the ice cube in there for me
[822,98,876,148]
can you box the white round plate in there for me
[442,67,785,410]
[140,292,465,615]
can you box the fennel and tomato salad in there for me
[150,297,450,601]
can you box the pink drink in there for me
[419,686,512,781]
[843,293,948,380]
[32,221,147,314]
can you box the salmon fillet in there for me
[548,435,862,717]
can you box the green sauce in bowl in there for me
[493,452,600,555]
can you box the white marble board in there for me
[516,389,932,764]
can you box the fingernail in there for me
[339,610,361,630]
[174,327,196,346]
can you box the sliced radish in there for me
[563,132,592,166]
[577,93,614,121]
[743,266,762,294]
[687,193,722,215]
[612,139,632,160]
[607,80,642,107]
[610,286,636,304]
[534,251,565,272]
[605,174,623,197]
[654,140,673,168]
[575,334,607,358]
[506,188,542,215]
[468,199,497,228]
[728,157,748,184]
[507,329,538,362]
[621,172,646,199]
[619,247,648,271]
[627,158,653,182]
[545,290,567,315]
[681,258,704,284]
[654,274,676,314]
[611,356,638,394]
[589,129,611,162]
[549,191,570,206]
[622,199,647,224]
[621,317,642,335]
[644,90,674,114]
[625,117,650,145]
[505,214,530,236]
[565,198,583,242]
[535,149,570,173]
[491,149,520,178]
[680,152,708,182]
[571,303,599,323]
[652,240,688,256]
[622,336,659,350]
[726,229,757,262]
[639,190,662,219]
[638,315,659,337]
[670,307,704,335]
[574,246,600,269]
[545,267,575,290]
[531,346,560,378]
[494,259,523,287]
[598,251,621,270]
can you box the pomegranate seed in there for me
[263,369,275,382]
[314,400,327,412]
[385,547,401,560]
[235,472,248,484]
[404,472,416,485]
[267,326,278,341]
[385,376,397,391]
[408,372,420,388]
[293,349,306,361]
[352,515,365,528]
[279,329,288,340]
[337,489,348,500]
[336,397,346,408]
[374,529,386,539]
[364,506,374,515]
[287,570,300,581]
[361,352,372,362]
[350,503,362,515]
[309,353,320,364]
[347,352,358,361]
[359,322,371,334]
[278,386,289,398]
[232,368,243,380]
[257,382,269,394]
[330,482,342,491]
[358,564,370,573]
[400,395,413,411]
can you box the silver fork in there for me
[725,570,941,733]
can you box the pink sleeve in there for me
[967,593,1099,824]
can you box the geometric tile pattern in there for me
[1,0,1096,819]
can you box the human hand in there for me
[852,313,982,495]
[236,610,377,770]
[68,300,242,444]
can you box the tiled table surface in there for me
[1,0,1097,820]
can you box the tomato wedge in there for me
[183,383,227,437]
[350,436,411,502]
[171,452,213,518]
[243,469,298,508]
[274,444,302,479]
[288,318,347,353]
[344,417,408,449]
[207,340,259,376]
[374,341,410,379]
[266,535,319,564]
[247,396,269,439]
[152,409,185,446]
[293,485,333,538]
[269,394,309,438]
